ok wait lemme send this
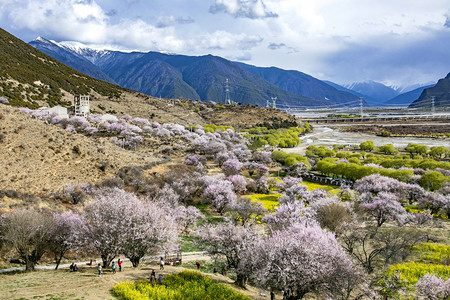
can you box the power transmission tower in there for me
[266,99,270,108]
[225,79,231,104]
[431,96,435,115]
[271,96,277,109]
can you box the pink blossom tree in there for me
[360,192,408,227]
[131,117,150,126]
[69,116,90,130]
[256,164,269,178]
[121,201,178,267]
[175,206,204,233]
[419,192,449,216]
[206,140,227,155]
[216,151,237,167]
[221,159,243,176]
[262,200,316,233]
[354,174,425,204]
[48,211,85,269]
[416,274,450,300]
[254,151,272,165]
[185,154,205,167]
[83,188,139,267]
[202,177,237,214]
[226,175,247,194]
[254,222,359,299]
[199,222,259,287]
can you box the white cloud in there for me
[155,16,195,28]
[1,0,449,86]
[3,0,108,43]
[209,0,277,19]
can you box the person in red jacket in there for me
[196,261,200,269]
[118,259,123,272]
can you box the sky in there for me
[1,0,449,88]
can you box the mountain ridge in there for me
[29,37,362,108]
[409,73,450,108]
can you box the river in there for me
[283,124,450,155]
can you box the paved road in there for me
[0,251,206,274]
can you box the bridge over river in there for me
[301,114,450,124]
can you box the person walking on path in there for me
[118,259,122,272]
[97,264,102,277]
[111,262,116,274]
[196,261,201,270]
[160,258,165,270]
[150,269,156,282]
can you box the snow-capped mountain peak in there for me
[58,40,94,54]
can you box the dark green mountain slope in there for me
[409,73,450,108]
[0,28,122,107]
[97,51,200,100]
[384,85,434,107]
[96,52,322,107]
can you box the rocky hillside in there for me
[409,73,450,108]
[0,104,159,195]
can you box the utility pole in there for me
[225,79,231,105]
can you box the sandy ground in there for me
[0,254,271,300]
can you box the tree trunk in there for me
[101,253,115,268]
[129,256,141,268]
[235,273,247,288]
[25,258,35,272]
[54,251,64,270]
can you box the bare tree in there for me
[340,225,426,274]
[1,209,53,271]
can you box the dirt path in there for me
[0,254,270,300]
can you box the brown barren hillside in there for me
[0,104,160,194]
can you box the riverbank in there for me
[283,124,449,155]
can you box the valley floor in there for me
[0,254,269,300]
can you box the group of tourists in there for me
[96,258,123,276]
[69,263,78,272]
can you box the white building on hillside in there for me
[74,95,90,117]
[49,106,69,119]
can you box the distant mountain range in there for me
[0,28,123,108]
[384,85,434,107]
[29,37,370,108]
[328,80,434,107]
[409,73,450,108]
[28,36,444,108]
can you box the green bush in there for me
[271,150,310,167]
[316,160,414,182]
[246,126,307,148]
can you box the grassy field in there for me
[0,255,267,300]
